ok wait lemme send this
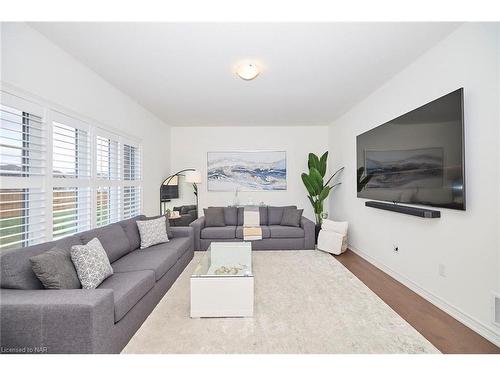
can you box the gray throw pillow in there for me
[204,207,226,227]
[137,216,170,249]
[280,208,303,227]
[30,247,81,289]
[71,238,113,289]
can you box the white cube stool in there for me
[317,219,348,255]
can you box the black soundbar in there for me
[365,201,441,218]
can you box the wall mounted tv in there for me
[356,88,465,210]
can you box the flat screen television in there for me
[356,88,465,210]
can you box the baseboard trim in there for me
[348,245,500,348]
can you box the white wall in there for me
[329,23,500,344]
[170,126,330,220]
[0,22,171,216]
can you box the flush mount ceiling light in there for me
[236,63,260,80]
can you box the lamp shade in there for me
[185,170,201,184]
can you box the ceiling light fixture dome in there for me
[236,63,260,80]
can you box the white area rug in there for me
[123,250,439,354]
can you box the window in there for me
[53,121,90,179]
[123,143,140,181]
[0,89,143,250]
[53,187,91,239]
[0,188,46,250]
[0,93,46,250]
[123,186,141,219]
[1,103,44,177]
[96,186,120,227]
[122,142,142,219]
[96,135,119,180]
[51,112,92,239]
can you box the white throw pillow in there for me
[70,238,113,289]
[137,216,169,249]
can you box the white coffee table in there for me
[190,242,254,318]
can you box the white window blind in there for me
[122,142,141,219]
[52,114,90,179]
[1,100,45,177]
[96,135,119,180]
[96,186,121,227]
[53,187,91,239]
[123,186,141,219]
[0,188,46,250]
[123,143,141,181]
[1,93,46,250]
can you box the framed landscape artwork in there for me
[207,151,287,191]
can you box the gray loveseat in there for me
[0,215,194,354]
[190,206,315,251]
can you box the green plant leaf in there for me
[301,173,316,196]
[309,168,323,195]
[308,153,320,171]
[318,186,332,202]
[318,151,328,177]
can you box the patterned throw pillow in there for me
[136,216,169,249]
[70,238,113,289]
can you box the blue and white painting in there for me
[207,151,286,191]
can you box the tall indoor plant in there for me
[301,152,344,227]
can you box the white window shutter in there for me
[1,93,46,249]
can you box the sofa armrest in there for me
[189,216,205,251]
[301,216,316,249]
[170,226,194,252]
[0,288,114,354]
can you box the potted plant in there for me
[301,152,344,242]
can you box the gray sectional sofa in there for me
[0,215,194,354]
[190,206,315,251]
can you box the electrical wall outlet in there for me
[438,263,446,277]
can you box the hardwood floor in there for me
[334,249,500,354]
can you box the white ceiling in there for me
[31,22,460,127]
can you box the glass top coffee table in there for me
[190,242,254,318]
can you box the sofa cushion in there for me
[181,205,197,214]
[204,207,226,227]
[119,215,146,251]
[236,225,271,239]
[71,238,114,289]
[258,207,268,225]
[269,225,305,238]
[30,247,81,289]
[111,237,190,280]
[201,226,236,239]
[223,207,238,225]
[281,208,303,227]
[98,270,155,322]
[0,235,82,290]
[142,214,173,239]
[237,207,244,225]
[237,206,268,225]
[268,206,297,225]
[79,224,131,263]
[137,216,170,249]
